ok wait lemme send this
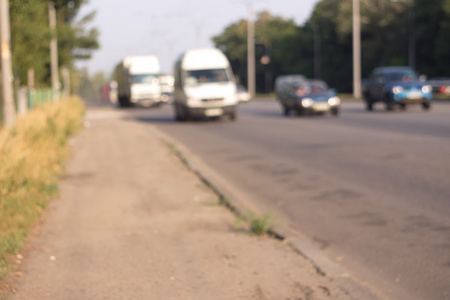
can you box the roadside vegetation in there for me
[238,210,274,236]
[213,0,450,93]
[0,97,84,282]
[9,0,99,87]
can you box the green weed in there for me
[237,210,274,236]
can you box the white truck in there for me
[173,48,238,121]
[114,56,162,107]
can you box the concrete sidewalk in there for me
[10,107,367,300]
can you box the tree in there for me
[9,1,51,86]
[213,0,450,93]
[9,0,99,87]
[307,0,450,90]
[434,0,450,76]
[52,0,99,64]
[254,12,301,91]
[414,0,449,76]
[213,19,248,86]
[213,11,299,93]
[77,68,106,101]
[308,0,354,91]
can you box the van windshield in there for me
[131,74,159,84]
[185,69,229,85]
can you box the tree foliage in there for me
[9,1,51,86]
[213,19,248,85]
[213,11,300,92]
[9,0,99,87]
[213,0,450,93]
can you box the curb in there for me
[150,125,385,300]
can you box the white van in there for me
[173,48,238,121]
[114,55,162,107]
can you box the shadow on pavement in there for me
[124,115,177,124]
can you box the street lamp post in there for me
[352,0,362,99]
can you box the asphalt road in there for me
[122,99,450,300]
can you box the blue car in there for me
[362,67,433,111]
[275,78,340,117]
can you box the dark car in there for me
[362,66,432,111]
[275,77,340,116]
[428,78,450,95]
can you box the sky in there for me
[76,0,320,76]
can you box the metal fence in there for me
[1,86,63,125]
[27,88,61,109]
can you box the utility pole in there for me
[1,0,16,128]
[352,0,362,99]
[49,1,60,102]
[28,69,35,90]
[247,2,255,99]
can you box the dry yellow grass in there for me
[0,96,84,279]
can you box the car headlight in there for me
[187,97,197,106]
[301,98,313,107]
[392,86,404,94]
[422,85,432,93]
[226,94,239,104]
[328,96,340,106]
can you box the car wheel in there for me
[118,96,130,108]
[422,102,431,111]
[331,108,339,116]
[229,111,237,121]
[384,95,394,111]
[364,92,374,111]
